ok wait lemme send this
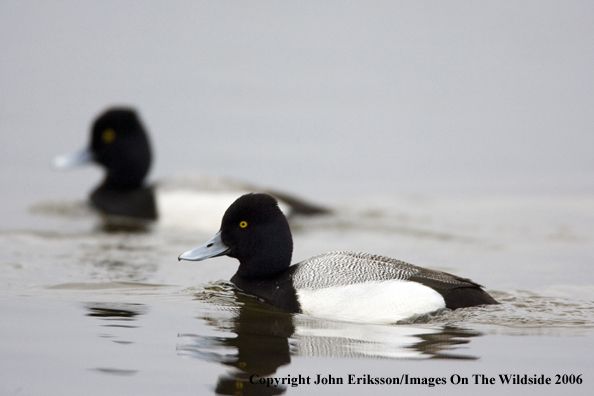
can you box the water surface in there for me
[1,194,593,395]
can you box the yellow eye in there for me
[239,221,248,228]
[102,128,116,144]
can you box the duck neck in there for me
[235,253,292,279]
[233,221,294,279]
[98,148,150,190]
[101,165,147,190]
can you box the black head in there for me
[221,193,294,278]
[90,108,152,189]
[179,194,294,278]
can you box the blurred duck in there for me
[54,108,329,229]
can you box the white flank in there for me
[157,191,239,232]
[296,280,446,324]
[157,190,291,232]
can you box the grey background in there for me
[2,1,593,227]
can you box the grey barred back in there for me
[291,251,476,290]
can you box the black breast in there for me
[90,184,157,220]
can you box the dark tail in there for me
[266,189,331,216]
[443,287,498,310]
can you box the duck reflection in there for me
[84,302,148,376]
[179,287,293,395]
[95,216,153,233]
[85,302,147,329]
[178,284,482,395]
[293,317,480,360]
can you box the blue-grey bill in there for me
[178,231,230,261]
[53,148,94,169]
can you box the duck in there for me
[53,108,329,228]
[178,193,498,324]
